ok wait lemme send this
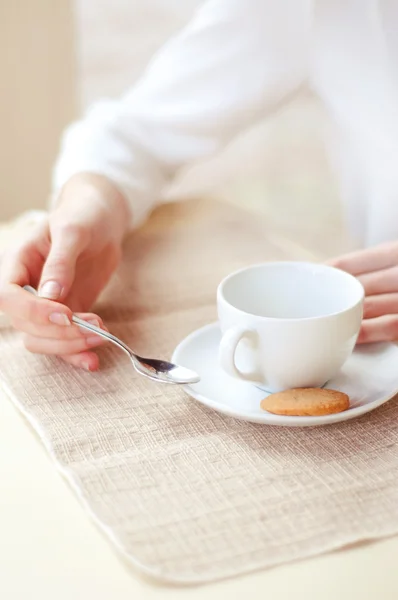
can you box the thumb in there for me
[39,224,88,300]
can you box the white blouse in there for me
[52,0,398,247]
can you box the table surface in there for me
[0,211,397,600]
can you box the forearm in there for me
[52,0,308,231]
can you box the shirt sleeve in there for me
[52,0,310,227]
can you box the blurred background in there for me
[1,0,349,256]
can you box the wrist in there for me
[54,172,131,243]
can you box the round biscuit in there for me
[260,388,350,417]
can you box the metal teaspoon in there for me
[24,285,200,385]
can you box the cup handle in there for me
[218,326,263,383]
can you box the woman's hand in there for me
[329,241,398,344]
[0,173,130,370]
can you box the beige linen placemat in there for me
[1,199,398,585]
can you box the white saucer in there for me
[172,323,398,427]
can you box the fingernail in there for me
[87,335,103,347]
[87,319,100,328]
[82,362,92,371]
[40,281,62,300]
[79,319,100,336]
[49,312,71,326]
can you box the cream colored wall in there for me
[0,1,76,220]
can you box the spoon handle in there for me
[70,315,133,358]
[23,285,133,359]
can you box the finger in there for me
[363,293,398,319]
[11,314,105,341]
[358,266,398,296]
[61,351,100,372]
[328,242,397,276]
[357,315,398,344]
[0,248,29,285]
[22,331,105,356]
[0,283,72,326]
[0,222,50,288]
[39,223,89,301]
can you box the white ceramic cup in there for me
[217,262,364,393]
